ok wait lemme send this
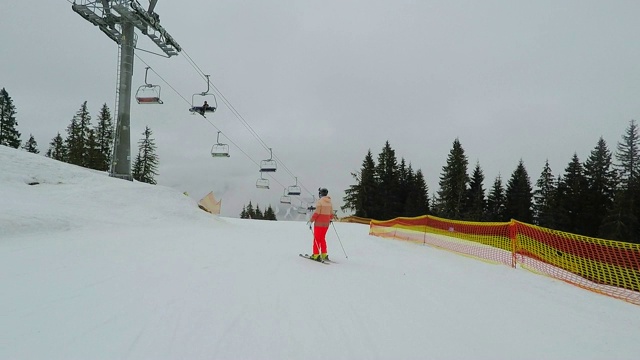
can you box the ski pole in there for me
[331,221,348,259]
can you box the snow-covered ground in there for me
[1,145,639,360]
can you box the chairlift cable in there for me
[180,48,316,197]
[133,56,260,169]
[136,34,315,198]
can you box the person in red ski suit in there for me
[308,187,334,261]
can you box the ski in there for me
[299,253,330,264]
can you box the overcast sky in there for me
[3,0,640,217]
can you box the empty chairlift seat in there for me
[260,148,277,172]
[135,85,163,104]
[256,177,270,189]
[211,132,230,157]
[135,67,163,104]
[287,177,301,195]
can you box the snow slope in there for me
[1,145,639,360]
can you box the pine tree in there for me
[615,119,640,189]
[504,159,533,223]
[555,153,588,234]
[342,150,378,218]
[0,88,21,148]
[601,120,640,242]
[486,175,506,222]
[93,103,114,171]
[240,206,248,219]
[413,169,430,215]
[85,129,103,170]
[254,204,264,220]
[131,150,143,181]
[131,126,159,184]
[376,141,401,219]
[46,132,67,161]
[245,202,255,219]
[435,138,469,220]
[22,134,39,154]
[533,159,557,227]
[462,161,486,221]
[403,166,430,217]
[65,101,92,166]
[583,137,616,237]
[263,205,277,220]
[599,191,638,242]
[397,158,410,214]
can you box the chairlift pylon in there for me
[189,74,218,116]
[287,177,301,196]
[135,67,163,104]
[260,148,277,172]
[211,131,230,158]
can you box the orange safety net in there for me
[514,221,640,303]
[369,215,640,305]
[370,215,513,267]
[340,216,372,225]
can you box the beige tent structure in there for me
[198,192,221,215]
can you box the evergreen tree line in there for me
[239,201,277,220]
[0,87,159,184]
[343,121,640,244]
[342,141,430,220]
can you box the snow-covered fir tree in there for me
[22,134,39,154]
[46,132,67,161]
[0,88,21,148]
[93,103,114,171]
[65,101,92,167]
[132,126,159,184]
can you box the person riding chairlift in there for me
[200,101,209,115]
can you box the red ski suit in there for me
[309,195,334,255]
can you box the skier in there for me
[200,101,209,115]
[307,187,334,261]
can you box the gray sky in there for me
[3,0,640,217]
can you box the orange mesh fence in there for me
[369,215,513,267]
[514,221,640,303]
[340,216,372,225]
[369,215,640,305]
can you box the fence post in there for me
[509,220,517,268]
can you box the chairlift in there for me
[306,196,316,212]
[280,189,292,204]
[260,148,277,172]
[189,74,218,116]
[135,67,163,104]
[287,177,301,196]
[210,131,230,158]
[297,206,307,215]
[256,174,270,189]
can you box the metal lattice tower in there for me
[71,0,181,180]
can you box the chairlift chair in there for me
[286,177,301,196]
[135,67,163,104]
[259,148,277,172]
[280,189,292,204]
[189,74,218,116]
[210,131,230,157]
[306,196,316,213]
[256,174,270,189]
